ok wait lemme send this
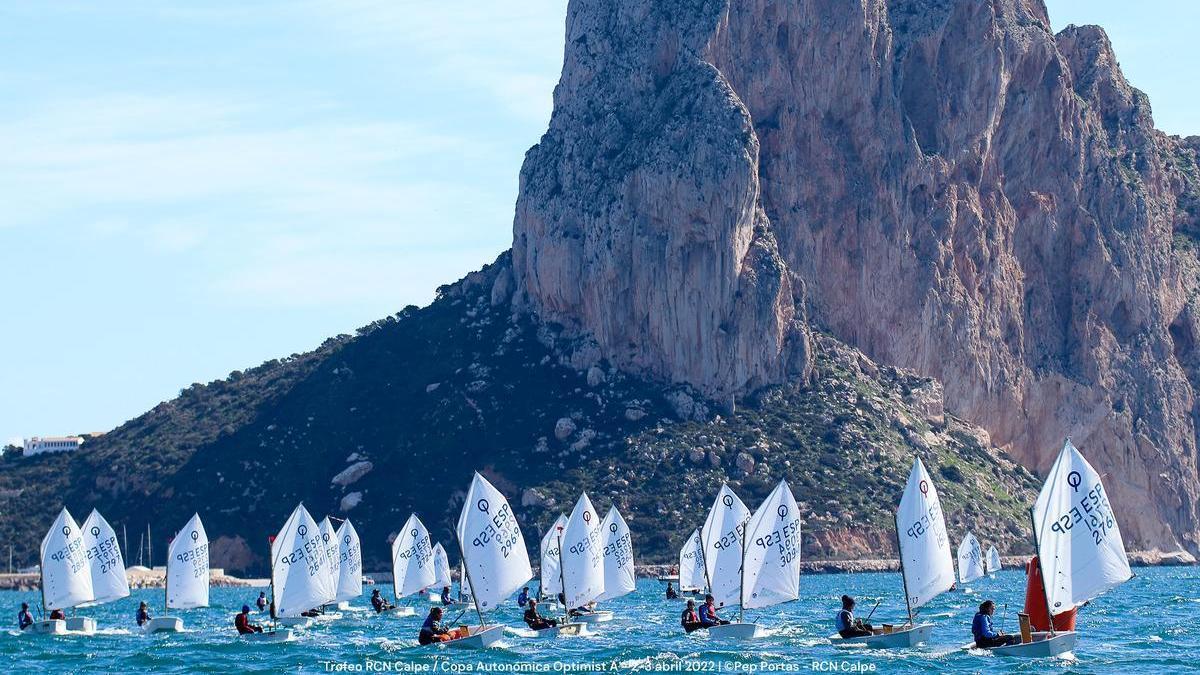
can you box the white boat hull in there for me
[572,610,613,624]
[311,611,342,622]
[65,617,97,634]
[707,622,765,641]
[444,624,506,649]
[830,623,934,648]
[28,619,66,635]
[532,622,589,638]
[988,631,1077,658]
[277,616,312,628]
[143,617,184,634]
[241,628,294,643]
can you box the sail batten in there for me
[1032,440,1132,612]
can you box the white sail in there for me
[40,508,94,610]
[334,519,363,603]
[596,506,636,602]
[539,514,568,596]
[1032,440,1131,612]
[455,472,532,611]
[318,517,341,603]
[166,513,210,609]
[459,560,472,601]
[81,509,130,605]
[431,543,453,589]
[392,514,437,599]
[559,492,605,608]
[896,457,956,611]
[678,528,705,592]
[701,483,750,608]
[271,503,337,617]
[741,480,802,610]
[986,545,1002,574]
[957,532,986,584]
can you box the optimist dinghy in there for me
[696,484,755,641]
[146,513,210,634]
[957,532,985,586]
[333,519,364,609]
[985,546,1002,576]
[982,439,1131,658]
[267,504,338,635]
[538,493,600,636]
[32,508,94,635]
[830,458,954,649]
[390,514,437,617]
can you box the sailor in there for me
[835,595,872,638]
[680,599,703,632]
[235,605,263,634]
[371,588,394,613]
[48,609,65,621]
[441,585,456,606]
[17,603,33,630]
[256,591,267,611]
[665,582,679,600]
[972,600,1020,648]
[418,607,453,645]
[517,586,531,607]
[523,598,559,630]
[137,601,152,627]
[698,595,730,628]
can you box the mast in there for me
[737,518,746,623]
[455,536,485,628]
[556,527,567,617]
[1029,507,1056,636]
[894,510,913,626]
[147,523,152,568]
[164,536,170,612]
[697,530,713,597]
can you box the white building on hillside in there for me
[23,436,84,456]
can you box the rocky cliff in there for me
[512,0,1200,554]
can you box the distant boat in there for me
[387,514,436,617]
[448,472,534,648]
[957,532,986,584]
[427,542,453,603]
[985,546,1002,576]
[596,506,636,606]
[316,517,343,618]
[267,503,338,636]
[146,513,209,634]
[832,458,955,648]
[985,440,1131,658]
[31,508,93,635]
[537,514,568,606]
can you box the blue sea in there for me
[3,566,1195,673]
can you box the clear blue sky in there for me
[1,1,1197,446]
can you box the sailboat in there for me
[429,542,453,603]
[677,528,705,596]
[145,513,209,633]
[72,509,131,633]
[704,480,804,640]
[388,513,436,617]
[31,508,93,634]
[531,495,600,638]
[957,532,986,585]
[594,506,636,612]
[334,519,363,609]
[832,457,955,648]
[985,545,1002,576]
[448,472,534,648]
[538,514,568,608]
[457,559,473,604]
[698,483,752,640]
[311,517,344,620]
[986,439,1131,657]
[268,503,337,636]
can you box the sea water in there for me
[2,566,1195,673]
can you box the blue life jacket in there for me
[972,612,997,640]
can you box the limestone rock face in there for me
[511,0,810,405]
[512,0,1200,554]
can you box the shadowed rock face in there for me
[513,0,1200,554]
